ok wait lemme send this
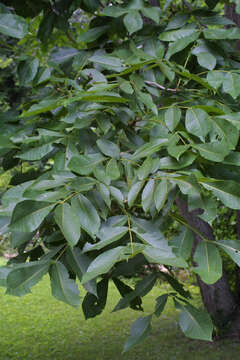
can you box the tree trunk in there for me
[225,3,240,50]
[176,197,240,337]
[225,3,240,27]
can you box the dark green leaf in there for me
[123,315,152,353]
[71,194,100,239]
[210,117,238,150]
[66,247,97,296]
[89,55,125,72]
[0,13,28,38]
[97,139,120,159]
[137,91,158,115]
[17,144,54,161]
[158,153,196,170]
[185,108,212,140]
[128,180,144,208]
[84,226,128,251]
[203,28,240,40]
[197,53,216,71]
[0,267,11,287]
[7,261,50,296]
[114,274,157,312]
[193,242,222,284]
[142,179,155,212]
[206,71,225,89]
[54,203,81,247]
[223,152,240,166]
[159,28,198,41]
[68,153,105,175]
[10,231,34,248]
[141,7,161,24]
[50,262,81,307]
[81,247,125,284]
[113,278,143,311]
[165,106,181,132]
[109,186,124,205]
[200,179,240,210]
[175,301,213,341]
[131,138,168,160]
[123,11,143,35]
[102,6,127,17]
[154,179,169,212]
[168,144,190,160]
[205,0,219,9]
[21,99,59,117]
[155,294,168,317]
[172,227,194,260]
[161,273,191,299]
[106,159,121,180]
[82,278,108,319]
[50,47,79,65]
[222,73,240,99]
[216,240,240,267]
[18,59,39,86]
[143,245,187,267]
[166,32,199,60]
[10,201,54,232]
[165,14,189,30]
[193,142,230,162]
[78,26,109,43]
[137,157,154,180]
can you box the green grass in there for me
[0,257,240,360]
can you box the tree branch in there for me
[145,80,178,92]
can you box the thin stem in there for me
[124,209,134,255]
[54,245,68,263]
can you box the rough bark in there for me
[225,3,240,27]
[149,0,160,6]
[176,197,240,336]
[225,3,240,50]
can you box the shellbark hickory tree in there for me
[1,0,240,351]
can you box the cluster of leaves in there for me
[2,0,240,351]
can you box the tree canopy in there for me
[1,0,240,351]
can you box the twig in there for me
[66,31,78,46]
[144,80,178,92]
[182,0,193,12]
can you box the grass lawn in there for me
[0,257,240,360]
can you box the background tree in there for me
[2,0,240,351]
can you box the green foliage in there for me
[2,0,240,351]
